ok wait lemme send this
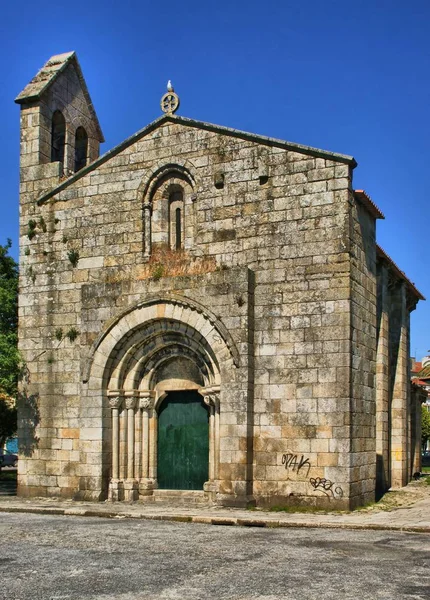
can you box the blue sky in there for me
[1,0,429,359]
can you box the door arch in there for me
[82,296,240,502]
[157,390,209,490]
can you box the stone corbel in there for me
[406,289,419,313]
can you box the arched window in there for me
[175,208,182,250]
[51,111,65,163]
[168,190,184,250]
[74,126,88,172]
[143,166,196,258]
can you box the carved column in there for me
[108,396,123,501]
[119,406,127,480]
[109,396,122,480]
[140,398,151,480]
[125,396,136,480]
[213,392,220,482]
[124,396,138,501]
[143,203,152,259]
[204,395,216,482]
[202,387,220,496]
[148,397,158,484]
[135,401,141,481]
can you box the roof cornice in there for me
[377,244,425,301]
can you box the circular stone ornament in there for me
[161,91,180,114]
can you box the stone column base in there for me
[139,478,156,497]
[123,479,139,501]
[203,480,218,493]
[203,480,220,503]
[108,478,124,502]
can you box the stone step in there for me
[0,480,17,496]
[145,489,209,506]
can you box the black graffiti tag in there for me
[281,453,311,477]
[309,477,343,498]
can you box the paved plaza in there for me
[1,512,429,600]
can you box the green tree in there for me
[0,239,19,448]
[422,404,430,451]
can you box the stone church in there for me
[15,52,424,509]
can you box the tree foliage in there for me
[0,392,17,449]
[422,404,430,450]
[0,239,19,447]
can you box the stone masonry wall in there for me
[18,115,359,507]
[77,268,254,501]
[348,200,377,508]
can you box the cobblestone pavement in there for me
[1,512,430,600]
[0,479,430,533]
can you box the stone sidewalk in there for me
[1,481,430,533]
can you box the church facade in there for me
[15,52,424,509]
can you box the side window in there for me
[74,127,88,172]
[51,111,65,163]
[168,190,184,250]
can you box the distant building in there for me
[411,356,430,406]
[15,52,425,509]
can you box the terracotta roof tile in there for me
[354,190,384,219]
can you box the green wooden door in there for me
[157,391,209,490]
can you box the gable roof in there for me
[36,113,356,205]
[15,52,104,142]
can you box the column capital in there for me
[203,395,214,408]
[139,397,153,411]
[109,396,122,410]
[125,396,137,410]
[201,387,220,409]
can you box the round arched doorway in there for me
[157,390,209,490]
[83,297,239,503]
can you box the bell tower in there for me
[15,52,104,198]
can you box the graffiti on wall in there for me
[281,453,311,477]
[309,477,343,498]
[279,453,344,499]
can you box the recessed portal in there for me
[157,390,209,490]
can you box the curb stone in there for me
[0,503,429,534]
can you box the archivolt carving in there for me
[109,329,215,391]
[138,160,198,202]
[83,294,240,384]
